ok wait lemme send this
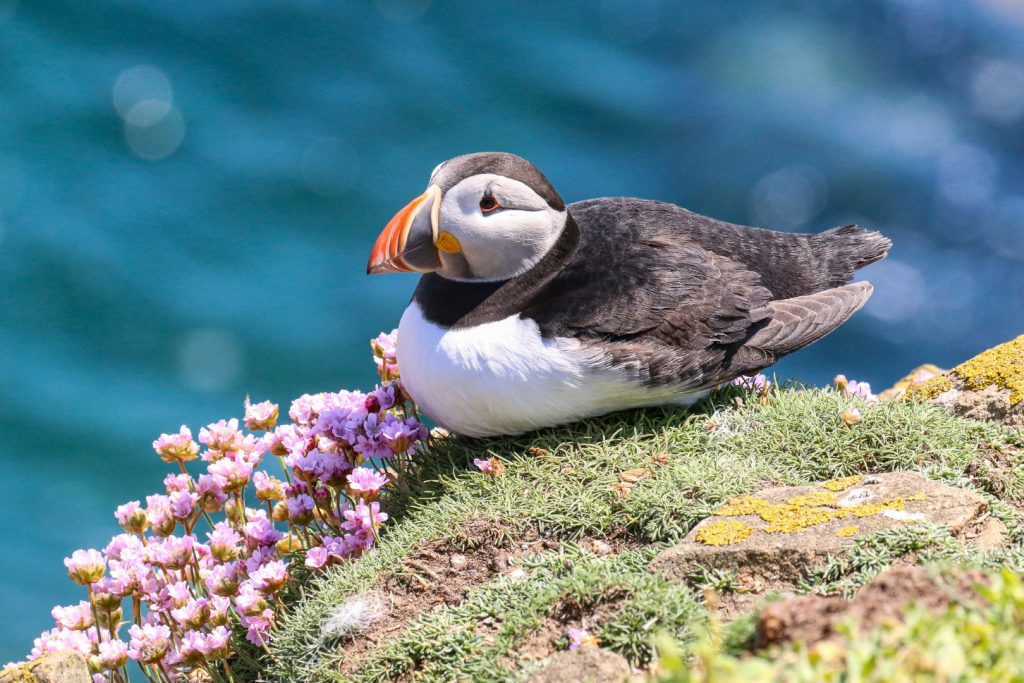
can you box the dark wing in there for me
[524,199,879,387]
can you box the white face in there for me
[433,173,567,281]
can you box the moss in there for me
[836,525,859,538]
[905,375,953,401]
[695,520,754,546]
[953,334,1024,405]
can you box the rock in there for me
[754,566,987,648]
[649,472,987,583]
[906,334,1024,429]
[525,647,630,683]
[0,652,90,683]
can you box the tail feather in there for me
[814,225,891,290]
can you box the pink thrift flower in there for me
[731,373,769,390]
[95,639,128,670]
[207,522,242,562]
[177,630,206,665]
[205,562,240,597]
[127,623,171,664]
[31,627,94,659]
[371,330,399,381]
[64,549,105,585]
[169,490,198,521]
[208,595,232,626]
[114,501,148,535]
[163,473,191,494]
[242,610,274,646]
[163,581,193,610]
[244,510,284,548]
[304,546,331,570]
[51,602,95,631]
[171,597,210,630]
[473,457,504,476]
[195,473,229,512]
[289,393,326,426]
[152,425,199,463]
[234,582,268,617]
[200,625,231,660]
[145,494,176,537]
[199,418,244,456]
[568,627,596,650]
[250,560,289,595]
[380,414,425,457]
[253,471,285,501]
[845,379,877,402]
[342,501,387,536]
[207,456,254,491]
[244,398,279,431]
[286,494,315,526]
[347,467,387,499]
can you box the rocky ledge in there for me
[262,335,1023,682]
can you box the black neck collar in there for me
[411,214,581,328]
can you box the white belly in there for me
[396,303,707,437]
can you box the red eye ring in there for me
[480,192,500,213]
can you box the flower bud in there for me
[96,607,123,629]
[272,501,289,523]
[842,406,863,427]
[225,498,245,525]
[833,374,849,393]
[275,536,304,555]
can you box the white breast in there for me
[396,303,706,437]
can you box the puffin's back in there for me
[568,198,891,300]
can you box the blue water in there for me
[1,0,1022,662]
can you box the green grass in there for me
[657,567,1024,682]
[266,385,1023,682]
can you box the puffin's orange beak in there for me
[367,185,442,274]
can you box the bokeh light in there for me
[176,328,244,394]
[748,165,828,229]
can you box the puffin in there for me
[367,152,890,438]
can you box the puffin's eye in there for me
[479,191,500,213]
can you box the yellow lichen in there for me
[715,495,764,517]
[905,375,953,402]
[836,525,859,538]
[712,488,916,535]
[696,519,754,546]
[787,491,839,507]
[821,476,862,492]
[952,334,1024,406]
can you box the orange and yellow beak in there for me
[367,185,443,274]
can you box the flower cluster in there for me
[16,331,427,683]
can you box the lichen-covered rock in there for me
[0,652,90,683]
[906,334,1024,429]
[525,647,630,683]
[878,364,947,401]
[649,472,988,582]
